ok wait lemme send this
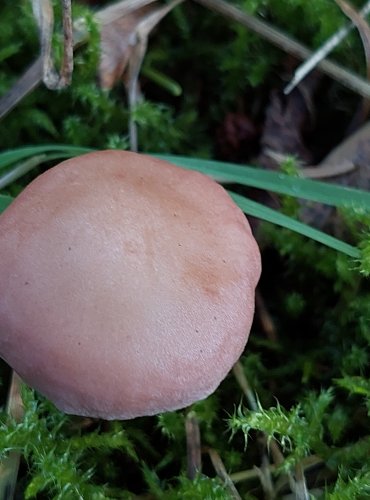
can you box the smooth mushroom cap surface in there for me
[0,150,261,420]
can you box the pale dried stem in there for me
[185,411,202,479]
[255,291,278,343]
[230,455,323,484]
[31,0,73,90]
[285,0,370,94]
[233,361,302,499]
[0,0,157,119]
[206,447,242,500]
[0,58,43,119]
[124,0,184,151]
[194,0,370,98]
[232,361,258,412]
[256,460,275,500]
[4,0,370,121]
[0,372,25,500]
[301,161,356,179]
[293,462,310,500]
[264,149,357,179]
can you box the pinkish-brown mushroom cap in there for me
[0,150,261,419]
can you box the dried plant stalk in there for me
[0,372,25,500]
[195,0,370,98]
[31,0,74,89]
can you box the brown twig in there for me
[293,462,310,500]
[301,161,356,179]
[232,362,277,498]
[0,372,25,500]
[285,0,370,94]
[232,361,258,412]
[121,0,183,151]
[232,361,306,499]
[31,0,74,89]
[335,0,370,122]
[0,58,42,120]
[0,0,157,120]
[185,411,202,479]
[206,447,242,500]
[255,291,278,343]
[229,455,323,484]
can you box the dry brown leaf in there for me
[98,0,182,90]
[99,4,158,90]
[300,120,370,231]
[257,72,321,171]
[98,0,183,150]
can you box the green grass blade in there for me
[0,146,93,170]
[142,66,182,96]
[0,149,362,257]
[229,191,360,258]
[156,154,370,209]
[0,153,83,190]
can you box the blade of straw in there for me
[284,0,370,94]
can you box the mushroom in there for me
[0,151,261,420]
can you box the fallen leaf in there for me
[98,3,158,90]
[216,111,259,162]
[98,0,183,90]
[300,121,370,231]
[258,72,321,170]
[98,0,183,150]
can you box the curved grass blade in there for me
[229,191,360,258]
[0,145,93,171]
[0,149,362,256]
[156,154,370,209]
[0,153,82,190]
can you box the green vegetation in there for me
[0,0,370,498]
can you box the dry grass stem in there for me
[206,447,242,500]
[255,291,278,343]
[232,361,258,411]
[230,455,323,483]
[336,0,370,120]
[301,161,356,179]
[336,0,370,71]
[185,411,202,479]
[0,0,158,119]
[232,362,276,498]
[195,0,370,98]
[260,454,275,500]
[232,362,305,499]
[0,58,43,120]
[292,462,310,500]
[31,0,74,90]
[3,0,370,122]
[0,372,25,500]
[120,0,183,151]
[285,0,370,94]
